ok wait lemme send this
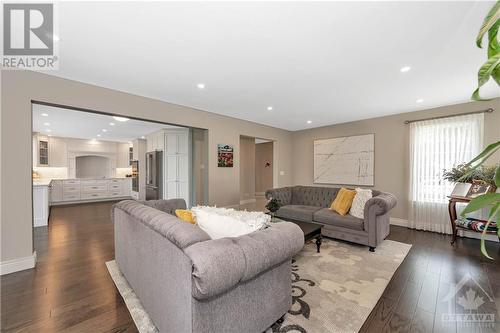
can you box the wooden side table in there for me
[447,195,498,245]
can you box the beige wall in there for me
[255,142,274,194]
[291,98,500,219]
[239,136,256,201]
[1,70,293,262]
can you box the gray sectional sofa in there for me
[265,186,397,251]
[113,199,304,333]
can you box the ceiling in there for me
[44,1,499,131]
[33,104,181,142]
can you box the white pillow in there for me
[191,206,270,239]
[349,188,372,219]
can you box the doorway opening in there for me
[31,101,209,232]
[239,135,274,209]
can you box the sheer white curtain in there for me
[408,113,484,234]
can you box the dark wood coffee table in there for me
[272,217,323,253]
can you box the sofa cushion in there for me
[191,206,270,239]
[330,188,356,215]
[313,208,364,231]
[277,205,321,222]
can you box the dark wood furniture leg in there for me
[448,199,458,245]
[315,234,322,253]
[369,246,375,252]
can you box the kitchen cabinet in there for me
[164,130,190,204]
[34,134,49,166]
[48,137,67,167]
[117,143,132,168]
[33,134,67,167]
[50,178,132,205]
[146,129,190,205]
[33,183,49,227]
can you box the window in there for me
[408,113,483,233]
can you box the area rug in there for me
[106,238,411,333]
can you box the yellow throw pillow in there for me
[330,188,356,216]
[175,209,196,224]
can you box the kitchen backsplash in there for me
[33,167,68,180]
[115,167,132,178]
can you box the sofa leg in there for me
[369,246,375,252]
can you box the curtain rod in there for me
[404,108,494,124]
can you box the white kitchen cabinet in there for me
[33,185,49,227]
[34,134,49,166]
[48,137,67,167]
[50,178,132,205]
[49,180,63,202]
[117,143,131,168]
[146,131,165,152]
[164,129,190,204]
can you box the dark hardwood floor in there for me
[1,202,499,332]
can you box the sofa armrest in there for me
[363,192,397,232]
[364,192,397,218]
[184,222,304,300]
[265,187,292,206]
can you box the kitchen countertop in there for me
[33,179,52,187]
[33,177,131,187]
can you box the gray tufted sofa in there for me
[113,199,304,333]
[265,186,397,251]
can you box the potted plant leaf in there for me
[463,1,500,258]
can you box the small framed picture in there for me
[466,183,492,198]
[217,144,234,167]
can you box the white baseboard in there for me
[239,198,257,205]
[390,217,409,227]
[389,218,498,243]
[0,252,37,275]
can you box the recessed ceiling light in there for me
[307,120,312,124]
[109,122,115,126]
[41,113,48,117]
[113,116,129,122]
[197,83,205,90]
[400,66,411,73]
[267,106,273,111]
[141,136,145,139]
[416,98,424,103]
[102,129,107,132]
[46,129,52,132]
[97,134,101,137]
[43,122,50,126]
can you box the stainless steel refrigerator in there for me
[145,151,163,200]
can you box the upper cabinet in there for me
[117,143,132,168]
[146,131,165,152]
[49,137,67,167]
[33,134,68,167]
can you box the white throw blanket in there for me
[191,206,271,239]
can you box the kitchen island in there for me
[33,179,51,227]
